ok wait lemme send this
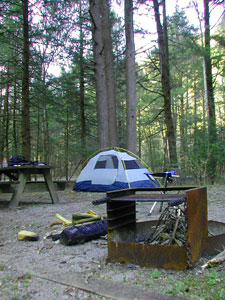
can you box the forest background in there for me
[0,0,224,184]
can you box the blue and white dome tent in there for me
[73,147,160,192]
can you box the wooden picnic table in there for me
[0,165,59,207]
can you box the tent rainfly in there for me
[73,148,159,192]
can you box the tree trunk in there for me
[79,1,86,154]
[21,0,31,161]
[89,0,109,148]
[193,78,198,153]
[65,104,69,181]
[36,106,40,162]
[13,82,18,154]
[125,0,137,154]
[4,82,9,160]
[0,90,5,167]
[179,84,186,167]
[137,107,142,157]
[203,0,217,183]
[43,107,49,164]
[1,82,9,161]
[101,0,118,147]
[153,0,178,167]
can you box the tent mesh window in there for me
[124,160,145,169]
[94,155,118,169]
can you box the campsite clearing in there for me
[0,185,224,300]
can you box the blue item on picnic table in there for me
[145,170,176,177]
[164,170,176,176]
[9,155,29,166]
[9,155,46,166]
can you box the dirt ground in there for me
[0,184,224,300]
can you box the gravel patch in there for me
[0,185,224,299]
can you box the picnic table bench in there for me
[0,165,66,207]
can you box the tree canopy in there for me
[0,0,224,183]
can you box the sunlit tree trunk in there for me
[79,1,86,154]
[36,107,40,161]
[5,83,9,160]
[43,107,49,164]
[125,0,137,154]
[13,82,18,154]
[65,103,69,181]
[0,91,5,167]
[89,0,109,148]
[179,93,186,165]
[153,0,178,167]
[101,0,118,147]
[203,0,217,183]
[21,0,31,160]
[1,81,9,161]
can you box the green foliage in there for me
[151,270,162,279]
[0,264,6,271]
[166,280,186,295]
[164,270,225,300]
[0,0,224,181]
[0,272,33,299]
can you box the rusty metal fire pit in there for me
[106,187,225,270]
